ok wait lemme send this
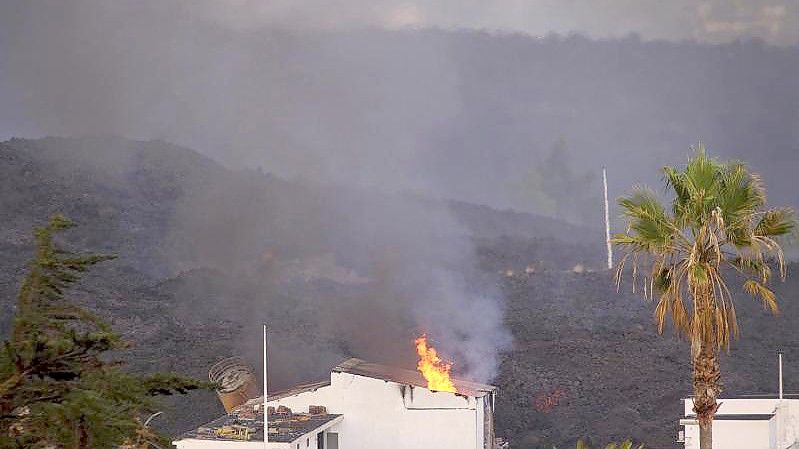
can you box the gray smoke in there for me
[0,2,514,380]
[3,1,799,213]
[163,168,513,381]
[3,0,799,383]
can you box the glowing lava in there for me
[414,335,456,392]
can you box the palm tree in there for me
[612,146,795,449]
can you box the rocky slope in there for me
[1,137,795,448]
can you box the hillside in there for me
[7,27,799,217]
[495,269,799,447]
[1,137,795,448]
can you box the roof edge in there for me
[333,357,497,395]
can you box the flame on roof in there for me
[333,358,496,397]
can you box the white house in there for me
[174,358,499,449]
[680,397,799,449]
[174,405,342,449]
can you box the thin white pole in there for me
[779,350,784,400]
[263,323,269,449]
[603,166,613,270]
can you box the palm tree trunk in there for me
[693,343,721,449]
[699,423,712,449]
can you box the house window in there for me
[326,432,338,449]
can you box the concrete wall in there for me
[682,420,772,449]
[684,398,783,416]
[681,399,799,449]
[285,433,313,449]
[270,372,484,449]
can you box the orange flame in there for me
[414,335,456,392]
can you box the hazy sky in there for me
[3,0,799,136]
[3,0,799,144]
[2,0,798,210]
[169,0,799,45]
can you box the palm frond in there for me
[752,235,788,279]
[681,145,722,224]
[616,188,675,252]
[755,208,796,238]
[664,166,690,224]
[716,165,758,247]
[614,145,792,359]
[743,280,779,313]
[729,256,771,283]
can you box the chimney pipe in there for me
[208,357,259,413]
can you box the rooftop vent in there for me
[209,356,259,413]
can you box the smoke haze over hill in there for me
[3,0,799,380]
[2,3,799,446]
[2,1,799,220]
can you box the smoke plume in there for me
[3,0,799,383]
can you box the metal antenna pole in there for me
[263,323,269,449]
[779,350,784,400]
[603,166,613,270]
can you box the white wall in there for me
[270,372,485,449]
[684,398,782,416]
[285,432,322,449]
[682,420,772,449]
[774,402,799,448]
[681,399,799,449]
[174,421,337,449]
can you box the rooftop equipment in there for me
[209,356,260,413]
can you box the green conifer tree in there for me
[0,215,207,448]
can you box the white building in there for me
[174,407,342,449]
[174,358,499,449]
[680,397,799,449]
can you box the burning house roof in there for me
[176,355,500,449]
[333,358,497,397]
